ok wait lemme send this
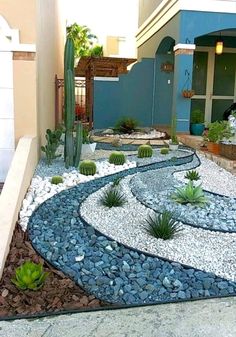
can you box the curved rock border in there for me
[28,150,236,305]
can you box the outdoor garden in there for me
[1,35,236,319]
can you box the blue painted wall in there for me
[180,11,236,42]
[93,58,154,129]
[153,53,174,125]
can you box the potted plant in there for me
[219,112,236,159]
[190,109,205,136]
[206,120,232,155]
[169,114,179,150]
[81,128,97,155]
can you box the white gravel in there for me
[174,153,236,198]
[19,159,136,231]
[80,175,236,282]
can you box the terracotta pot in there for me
[182,90,195,98]
[207,142,220,155]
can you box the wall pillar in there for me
[172,44,195,132]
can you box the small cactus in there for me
[51,176,63,185]
[109,152,126,165]
[160,148,169,155]
[138,144,153,158]
[79,160,97,176]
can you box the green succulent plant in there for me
[79,160,97,176]
[41,128,62,165]
[184,170,200,181]
[172,181,207,206]
[109,152,126,165]
[112,177,122,187]
[145,211,182,240]
[160,148,169,155]
[100,187,126,208]
[51,175,64,185]
[11,261,49,291]
[138,144,153,158]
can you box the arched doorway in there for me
[153,36,175,127]
[0,16,15,181]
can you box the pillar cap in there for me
[173,43,196,52]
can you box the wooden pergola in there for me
[75,56,136,128]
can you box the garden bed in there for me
[2,145,236,318]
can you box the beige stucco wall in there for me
[36,0,65,147]
[13,58,38,143]
[0,0,37,44]
[0,0,65,148]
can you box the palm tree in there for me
[66,23,103,58]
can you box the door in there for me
[191,48,236,124]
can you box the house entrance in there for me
[191,48,236,124]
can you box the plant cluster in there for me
[100,187,126,208]
[138,144,153,158]
[145,211,182,240]
[160,148,169,155]
[51,176,64,185]
[79,160,97,176]
[190,109,204,124]
[115,117,138,134]
[11,261,49,291]
[41,128,62,165]
[109,152,126,165]
[184,170,200,181]
[172,181,207,206]
[207,120,233,143]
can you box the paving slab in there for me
[1,297,236,337]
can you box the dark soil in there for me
[0,224,107,319]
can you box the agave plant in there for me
[100,187,126,208]
[172,181,207,206]
[145,211,182,240]
[11,261,49,291]
[184,170,200,181]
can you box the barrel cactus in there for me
[138,144,153,158]
[109,152,126,165]
[51,176,63,185]
[160,148,169,155]
[79,160,97,176]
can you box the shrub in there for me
[41,128,62,165]
[160,148,169,155]
[190,109,204,124]
[11,261,49,291]
[172,181,207,206]
[115,117,138,134]
[145,211,182,240]
[184,170,200,181]
[51,175,64,185]
[79,160,97,175]
[100,187,127,208]
[207,121,233,143]
[138,144,153,158]
[109,152,126,165]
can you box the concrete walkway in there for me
[1,297,236,337]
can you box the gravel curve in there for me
[80,175,236,282]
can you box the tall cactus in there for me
[64,37,83,168]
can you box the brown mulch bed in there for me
[0,224,108,319]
